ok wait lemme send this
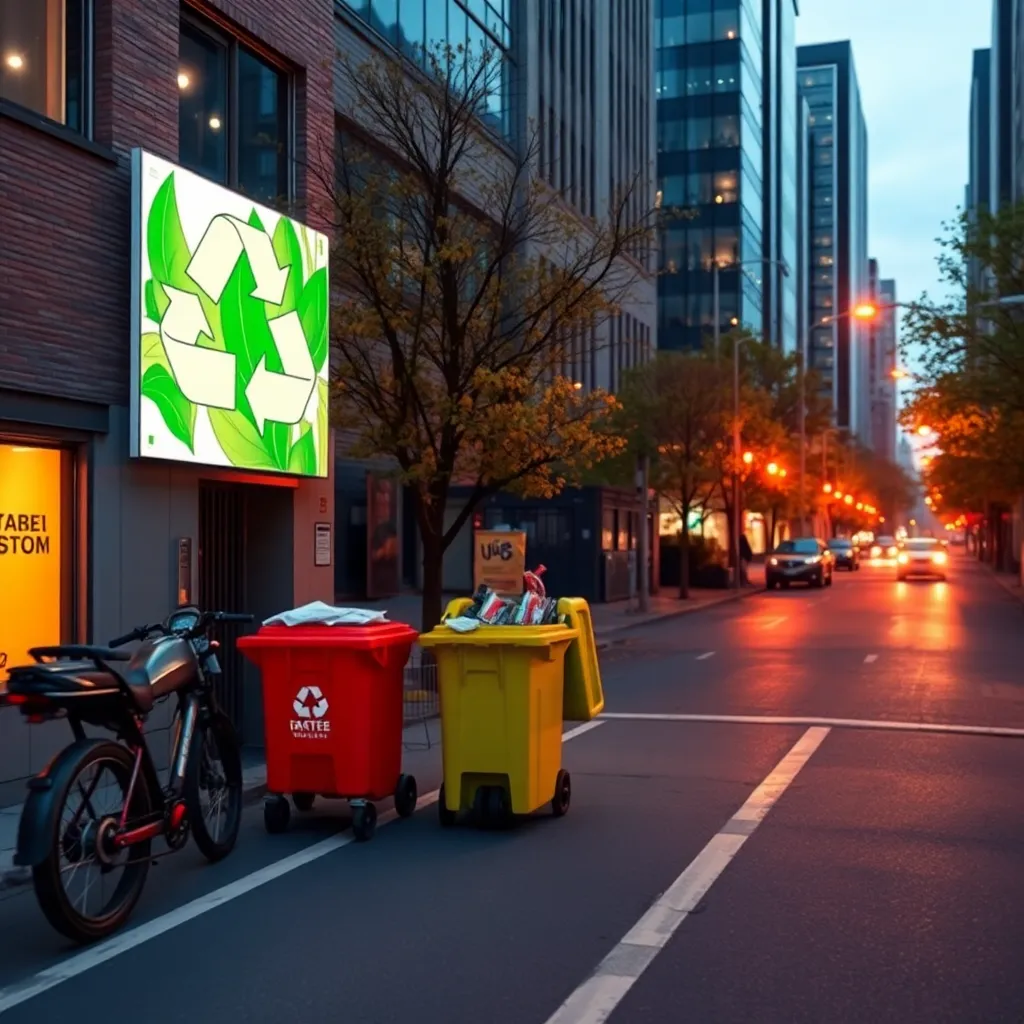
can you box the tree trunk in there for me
[679,524,691,599]
[769,506,778,550]
[420,531,444,634]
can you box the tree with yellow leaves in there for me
[324,44,653,628]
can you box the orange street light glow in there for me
[879,515,886,523]
[822,483,833,493]
[856,502,863,510]
[767,462,779,475]
[890,367,908,380]
[917,425,931,436]
[834,490,843,499]
[742,451,754,465]
[853,302,878,319]
[779,468,787,477]
[844,494,854,505]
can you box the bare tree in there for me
[321,44,656,628]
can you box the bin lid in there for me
[238,621,419,650]
[418,623,578,648]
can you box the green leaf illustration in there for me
[208,409,279,471]
[145,172,225,352]
[144,279,169,323]
[268,217,303,318]
[140,332,170,376]
[220,256,283,403]
[141,364,195,452]
[248,209,266,232]
[298,267,328,373]
[316,378,330,478]
[288,422,318,476]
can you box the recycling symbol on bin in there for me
[293,686,329,719]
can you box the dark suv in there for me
[827,537,860,571]
[766,538,835,589]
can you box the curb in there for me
[985,565,1024,603]
[1,768,271,893]
[594,586,765,649]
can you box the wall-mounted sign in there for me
[0,444,62,686]
[177,537,192,605]
[314,523,332,567]
[130,150,330,477]
[473,530,526,595]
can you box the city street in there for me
[1,550,1023,1022]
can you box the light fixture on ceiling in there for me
[177,71,190,90]
[5,52,25,71]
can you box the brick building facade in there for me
[0,0,337,801]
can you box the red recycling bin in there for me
[237,621,419,842]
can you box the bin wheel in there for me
[484,786,511,829]
[351,802,378,842]
[292,792,316,813]
[263,795,290,834]
[394,774,418,819]
[551,769,571,818]
[438,785,457,828]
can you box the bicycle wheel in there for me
[186,710,243,862]
[32,741,152,944]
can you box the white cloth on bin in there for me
[444,616,480,632]
[262,601,390,627]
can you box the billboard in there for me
[130,150,330,476]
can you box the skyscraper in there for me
[797,41,869,437]
[868,274,898,464]
[656,0,799,353]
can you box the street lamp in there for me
[798,303,878,537]
[712,257,791,589]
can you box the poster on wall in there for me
[474,530,526,595]
[130,149,330,478]
[366,474,399,599]
[0,445,62,687]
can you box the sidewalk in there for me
[1,574,762,889]
[342,563,765,641]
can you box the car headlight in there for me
[769,557,779,566]
[887,546,897,557]
[806,555,821,564]
[932,551,947,565]
[871,546,881,557]
[897,553,909,564]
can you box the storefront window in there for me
[0,443,74,687]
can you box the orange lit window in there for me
[0,442,75,688]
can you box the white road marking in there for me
[696,651,716,661]
[864,654,878,663]
[0,722,606,1015]
[544,727,830,1024]
[600,712,1024,740]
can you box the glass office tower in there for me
[656,0,798,353]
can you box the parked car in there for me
[827,537,860,571]
[766,538,835,589]
[896,537,949,582]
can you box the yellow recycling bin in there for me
[419,622,578,827]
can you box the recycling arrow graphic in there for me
[157,214,318,432]
[159,286,237,409]
[186,215,290,305]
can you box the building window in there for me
[0,0,92,133]
[178,17,290,205]
[0,442,77,689]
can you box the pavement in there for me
[4,552,1024,1021]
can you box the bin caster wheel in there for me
[551,770,571,818]
[292,792,315,813]
[485,786,511,829]
[351,802,378,842]
[394,774,417,819]
[263,795,291,834]
[438,785,457,828]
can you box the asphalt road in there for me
[2,550,1023,1022]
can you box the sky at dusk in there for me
[796,0,990,310]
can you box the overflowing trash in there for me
[446,566,564,630]
[263,602,390,627]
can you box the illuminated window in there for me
[178,17,290,204]
[0,443,76,688]
[0,0,92,132]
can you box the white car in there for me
[896,537,949,581]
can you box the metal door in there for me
[198,482,247,738]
